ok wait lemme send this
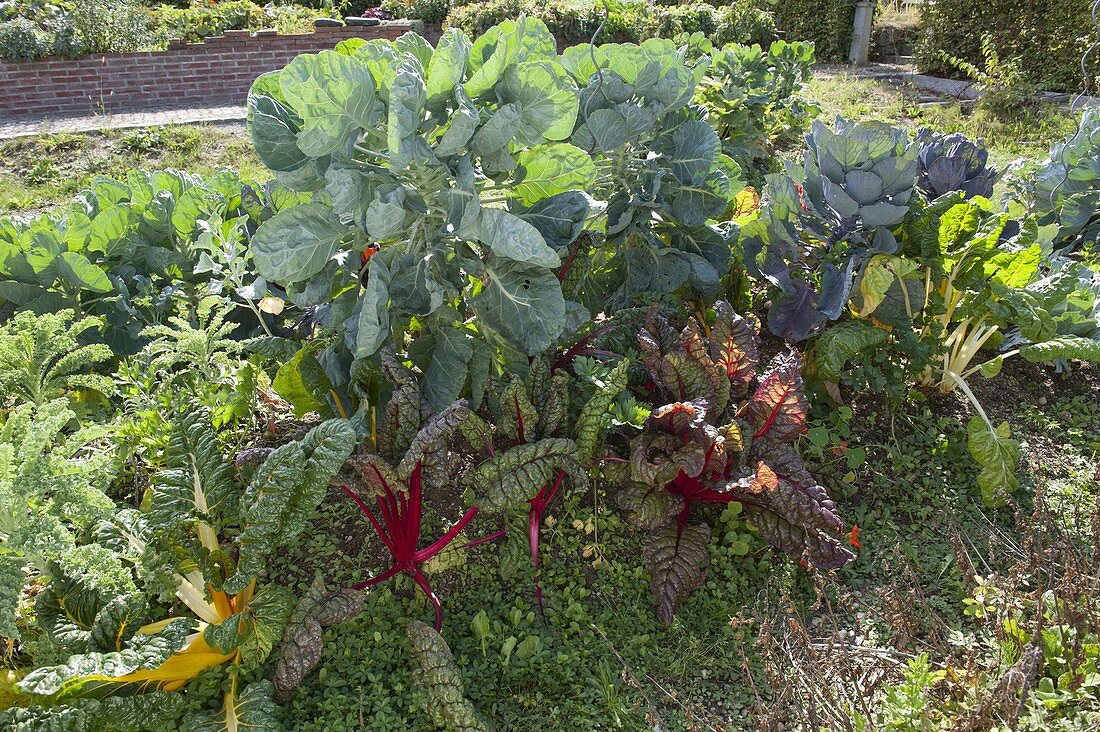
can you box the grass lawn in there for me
[808,74,1078,177]
[0,123,266,216]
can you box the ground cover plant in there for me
[0,20,1098,732]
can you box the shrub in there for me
[770,0,856,62]
[916,0,1100,94]
[382,0,450,24]
[0,16,48,60]
[443,0,775,46]
[63,0,163,54]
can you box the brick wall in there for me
[0,22,420,121]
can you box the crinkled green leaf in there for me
[186,679,280,732]
[467,438,586,512]
[407,620,490,732]
[575,360,629,463]
[814,320,889,383]
[1019,336,1100,364]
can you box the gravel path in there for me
[0,104,246,140]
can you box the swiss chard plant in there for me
[830,195,1100,505]
[461,355,629,609]
[612,302,855,624]
[338,355,504,630]
[741,117,919,341]
[11,406,355,729]
[245,19,595,413]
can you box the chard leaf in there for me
[512,144,596,207]
[16,619,193,699]
[1019,336,1100,364]
[230,419,355,590]
[735,459,854,569]
[858,254,918,317]
[0,693,186,732]
[709,302,760,399]
[280,51,380,157]
[615,481,684,529]
[472,257,566,355]
[186,679,279,732]
[251,203,347,284]
[575,360,629,462]
[742,353,808,442]
[966,417,1019,508]
[467,438,587,512]
[407,620,490,732]
[643,522,710,626]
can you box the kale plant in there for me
[0,309,113,407]
[14,407,355,729]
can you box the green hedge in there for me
[769,0,855,61]
[916,0,1099,93]
[443,0,776,47]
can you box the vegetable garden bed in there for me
[0,15,1098,732]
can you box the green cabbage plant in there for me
[246,19,595,414]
